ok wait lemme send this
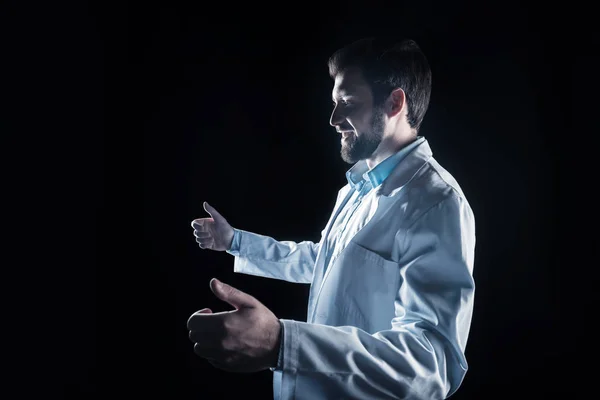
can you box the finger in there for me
[195,235,213,244]
[203,202,225,222]
[194,230,211,239]
[191,219,209,232]
[197,238,214,249]
[205,356,237,372]
[189,329,219,344]
[193,342,224,360]
[210,278,257,309]
[187,309,223,332]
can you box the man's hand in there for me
[187,278,282,373]
[191,202,235,251]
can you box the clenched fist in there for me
[191,202,235,251]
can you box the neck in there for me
[365,131,417,170]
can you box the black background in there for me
[22,0,593,398]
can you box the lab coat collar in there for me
[378,138,434,197]
[345,137,433,195]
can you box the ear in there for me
[387,88,406,117]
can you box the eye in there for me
[332,99,356,109]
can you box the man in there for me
[188,37,476,399]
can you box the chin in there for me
[341,149,359,164]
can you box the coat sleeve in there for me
[276,194,476,399]
[228,189,347,284]
[228,228,326,283]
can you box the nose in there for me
[329,104,345,127]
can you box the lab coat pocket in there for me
[342,241,401,333]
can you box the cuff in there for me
[270,320,285,371]
[270,319,297,373]
[225,228,241,256]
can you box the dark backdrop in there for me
[130,3,570,399]
[50,1,591,399]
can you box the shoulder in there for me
[398,158,474,227]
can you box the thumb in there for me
[209,278,256,309]
[204,202,225,222]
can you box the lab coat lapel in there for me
[308,186,355,312]
[309,193,380,319]
[308,139,434,322]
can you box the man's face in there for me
[330,67,386,164]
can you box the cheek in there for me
[347,109,372,130]
[350,118,372,134]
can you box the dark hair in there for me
[327,37,432,132]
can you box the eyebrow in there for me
[332,88,358,101]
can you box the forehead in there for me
[332,67,371,98]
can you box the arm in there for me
[226,189,346,284]
[192,201,324,283]
[227,228,325,284]
[274,195,476,399]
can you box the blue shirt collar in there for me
[345,136,425,190]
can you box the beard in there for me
[341,105,386,164]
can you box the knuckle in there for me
[222,318,232,332]
[219,337,229,349]
[220,337,236,352]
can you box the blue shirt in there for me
[322,136,425,277]
[228,136,426,370]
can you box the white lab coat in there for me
[231,139,476,399]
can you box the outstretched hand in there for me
[187,278,282,373]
